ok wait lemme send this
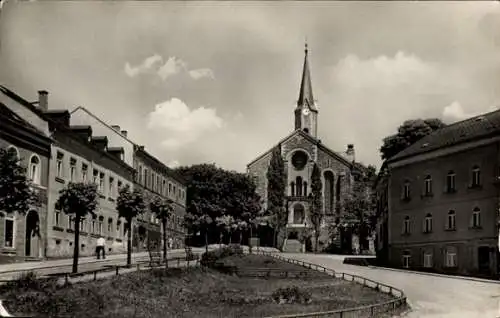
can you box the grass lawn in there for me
[1,254,406,318]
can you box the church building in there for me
[247,45,366,252]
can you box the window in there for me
[138,165,143,184]
[116,220,121,236]
[29,155,41,184]
[445,248,457,267]
[424,175,432,195]
[423,252,433,268]
[156,175,161,192]
[82,163,88,182]
[108,218,113,233]
[56,152,64,178]
[54,210,61,226]
[447,210,456,230]
[403,181,410,200]
[296,177,303,196]
[68,215,75,230]
[446,171,456,193]
[109,177,115,197]
[168,183,172,194]
[4,216,14,248]
[70,158,77,182]
[143,169,148,187]
[117,180,123,191]
[99,172,105,192]
[80,218,85,232]
[162,179,166,195]
[424,213,433,233]
[303,181,308,196]
[6,146,19,161]
[290,182,295,196]
[402,251,411,268]
[98,216,104,235]
[91,216,97,234]
[93,169,98,184]
[173,185,177,197]
[403,216,410,234]
[472,166,481,187]
[472,207,481,228]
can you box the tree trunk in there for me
[72,214,81,274]
[273,228,278,249]
[219,232,223,248]
[127,218,132,267]
[162,219,168,267]
[229,231,232,245]
[249,226,253,254]
[239,231,243,245]
[315,233,320,253]
[204,229,208,254]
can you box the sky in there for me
[1,1,500,172]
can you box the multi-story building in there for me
[69,106,187,252]
[386,110,500,278]
[247,45,365,253]
[133,146,187,251]
[43,102,135,258]
[0,87,52,260]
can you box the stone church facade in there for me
[247,45,364,252]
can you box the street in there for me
[284,253,500,318]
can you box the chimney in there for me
[111,125,121,132]
[121,130,128,137]
[345,144,355,162]
[38,90,48,111]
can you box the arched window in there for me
[336,175,342,201]
[6,146,19,161]
[303,181,308,196]
[424,213,433,233]
[446,171,456,193]
[424,175,432,195]
[290,182,295,196]
[323,171,335,214]
[296,176,303,196]
[472,166,481,187]
[29,155,41,185]
[447,210,456,230]
[293,204,305,224]
[472,207,481,228]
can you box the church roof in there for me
[297,43,317,111]
[247,129,354,169]
[388,108,500,163]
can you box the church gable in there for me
[317,146,351,173]
[281,130,317,161]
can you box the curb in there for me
[367,265,500,285]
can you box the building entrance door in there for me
[478,246,490,274]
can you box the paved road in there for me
[283,253,500,318]
[0,249,192,282]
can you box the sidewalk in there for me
[0,249,185,274]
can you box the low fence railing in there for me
[253,251,407,318]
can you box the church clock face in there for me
[291,151,308,171]
[302,108,310,116]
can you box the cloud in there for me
[147,98,224,150]
[124,54,163,78]
[442,101,498,123]
[158,57,187,80]
[188,68,215,80]
[124,54,214,81]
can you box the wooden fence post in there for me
[93,271,97,281]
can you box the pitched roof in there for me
[247,128,353,168]
[297,43,317,111]
[388,109,500,163]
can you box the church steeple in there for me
[298,42,316,111]
[295,42,318,137]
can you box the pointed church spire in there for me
[298,41,316,111]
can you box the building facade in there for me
[0,87,52,260]
[133,146,187,251]
[247,45,363,252]
[386,111,500,278]
[44,106,135,258]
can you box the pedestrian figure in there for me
[168,237,173,249]
[96,236,106,259]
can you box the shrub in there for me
[200,245,243,267]
[271,286,312,305]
